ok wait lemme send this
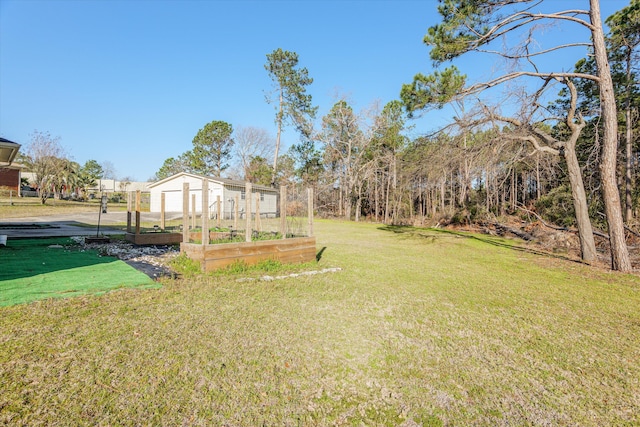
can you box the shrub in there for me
[535,185,575,227]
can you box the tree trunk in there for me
[374,174,379,222]
[384,171,391,224]
[344,178,352,221]
[338,182,343,217]
[510,167,516,209]
[536,154,541,200]
[590,0,632,272]
[272,90,284,186]
[564,142,598,262]
[625,51,634,221]
[431,188,438,217]
[521,171,526,206]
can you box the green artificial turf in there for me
[0,238,158,306]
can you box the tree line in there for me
[14,1,638,271]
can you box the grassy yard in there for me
[0,197,131,218]
[1,220,639,426]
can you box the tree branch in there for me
[464,71,599,95]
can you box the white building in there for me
[148,172,279,217]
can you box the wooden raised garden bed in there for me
[181,236,317,272]
[125,232,183,245]
[188,231,236,242]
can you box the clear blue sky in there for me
[0,0,629,182]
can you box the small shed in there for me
[148,172,279,217]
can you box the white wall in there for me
[149,175,221,213]
[149,175,278,215]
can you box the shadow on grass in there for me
[316,246,327,262]
[378,225,583,264]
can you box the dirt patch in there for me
[448,218,640,271]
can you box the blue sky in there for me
[0,0,630,181]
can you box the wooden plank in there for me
[202,178,209,246]
[280,185,286,238]
[202,238,315,256]
[245,182,252,242]
[217,195,221,227]
[308,187,313,236]
[127,191,132,233]
[182,237,317,272]
[126,232,182,245]
[160,192,166,230]
[182,182,189,243]
[191,194,196,230]
[234,195,239,230]
[135,190,141,235]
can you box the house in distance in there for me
[148,172,278,218]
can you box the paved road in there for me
[0,212,184,238]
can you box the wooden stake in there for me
[182,182,189,243]
[280,185,287,239]
[308,187,314,237]
[135,190,141,235]
[234,194,239,231]
[202,178,209,246]
[255,193,261,232]
[160,192,166,230]
[245,182,252,242]
[191,193,196,230]
[216,195,221,227]
[127,191,132,233]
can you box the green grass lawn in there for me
[1,220,639,426]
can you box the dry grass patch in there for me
[1,219,639,426]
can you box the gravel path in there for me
[70,236,180,279]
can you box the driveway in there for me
[0,212,183,238]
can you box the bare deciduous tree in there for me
[23,130,67,204]
[234,126,275,181]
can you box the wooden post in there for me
[245,182,252,242]
[202,179,209,246]
[135,190,141,235]
[280,185,287,239]
[127,191,132,233]
[216,195,221,227]
[234,195,239,231]
[160,193,166,230]
[255,193,261,232]
[191,193,196,230]
[182,182,189,243]
[308,187,314,237]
